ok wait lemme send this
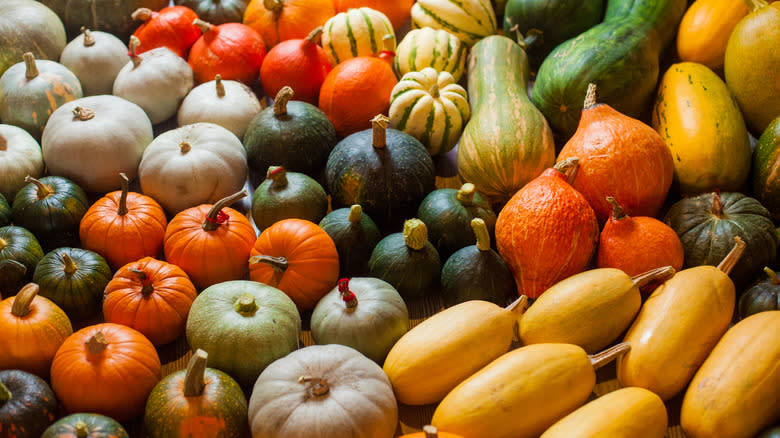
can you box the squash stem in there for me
[403,218,428,251]
[25,175,51,199]
[193,19,214,34]
[298,376,330,397]
[74,421,89,438]
[22,52,38,79]
[274,86,294,116]
[716,236,746,275]
[234,293,259,315]
[422,425,439,438]
[131,7,154,22]
[522,28,543,50]
[0,382,11,404]
[430,82,440,99]
[471,218,491,251]
[72,106,95,121]
[202,190,247,231]
[743,0,769,11]
[129,268,154,297]
[264,0,284,13]
[505,295,529,314]
[183,349,208,397]
[631,266,675,289]
[62,252,78,276]
[371,114,390,148]
[86,331,108,356]
[267,166,288,188]
[80,27,96,47]
[306,27,323,45]
[179,142,192,154]
[338,278,358,309]
[118,172,130,216]
[249,255,289,273]
[589,342,630,370]
[606,196,627,220]
[128,36,142,67]
[711,191,724,217]
[215,74,225,98]
[764,266,780,285]
[0,134,7,151]
[456,183,476,205]
[11,283,39,317]
[348,204,363,224]
[553,157,580,184]
[583,83,598,109]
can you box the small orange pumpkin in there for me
[103,257,197,346]
[79,173,168,270]
[249,218,339,310]
[400,425,464,438]
[164,190,256,289]
[188,20,266,85]
[333,0,414,31]
[131,6,201,57]
[243,0,335,48]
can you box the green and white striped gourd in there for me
[411,0,497,47]
[395,27,467,82]
[321,7,395,66]
[389,67,470,156]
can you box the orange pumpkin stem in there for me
[131,7,154,22]
[72,106,96,121]
[716,236,746,275]
[711,191,724,217]
[631,266,676,289]
[215,74,225,98]
[0,382,10,404]
[423,425,439,438]
[306,27,323,45]
[764,266,780,285]
[80,27,96,47]
[129,268,154,297]
[273,86,294,116]
[202,190,248,231]
[471,218,491,251]
[11,283,39,317]
[606,196,627,220]
[234,293,259,315]
[193,19,215,34]
[183,349,208,397]
[74,421,89,438]
[589,342,630,370]
[62,252,78,276]
[86,331,108,356]
[22,52,38,79]
[264,0,284,13]
[456,183,476,205]
[298,375,330,397]
[267,166,288,188]
[583,83,598,109]
[554,157,580,185]
[118,172,130,216]
[403,218,428,251]
[337,278,358,309]
[348,204,363,223]
[128,36,142,67]
[24,175,51,199]
[249,255,289,273]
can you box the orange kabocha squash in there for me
[188,20,266,85]
[249,218,339,311]
[400,426,464,438]
[557,84,674,224]
[333,0,413,31]
[243,0,335,48]
[0,283,72,379]
[495,158,599,299]
[79,173,168,270]
[103,257,197,346]
[131,6,201,57]
[164,191,256,289]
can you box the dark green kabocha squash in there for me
[738,267,780,320]
[0,193,9,227]
[0,369,59,438]
[0,225,44,297]
[319,204,382,277]
[174,0,250,25]
[41,413,129,438]
[250,166,328,232]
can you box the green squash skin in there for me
[0,225,44,296]
[0,369,59,438]
[757,426,780,438]
[368,232,441,300]
[738,272,780,320]
[11,176,89,251]
[503,0,605,70]
[185,280,302,389]
[319,207,383,277]
[532,0,687,140]
[144,366,248,438]
[0,0,66,77]
[174,0,250,25]
[440,246,516,308]
[417,188,497,259]
[664,192,778,288]
[0,193,9,227]
[32,247,112,321]
[752,116,780,220]
[42,413,129,438]
[326,128,436,230]
[38,0,170,42]
[250,171,328,232]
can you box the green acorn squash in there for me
[250,166,328,232]
[318,204,383,277]
[0,369,58,438]
[0,225,43,297]
[174,0,250,25]
[738,267,780,320]
[752,116,780,219]
[38,0,169,42]
[0,194,9,227]
[0,0,66,77]
[42,413,129,438]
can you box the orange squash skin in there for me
[676,0,749,69]
[131,6,202,57]
[333,0,414,30]
[243,0,335,48]
[188,22,266,85]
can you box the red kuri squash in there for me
[243,0,335,48]
[131,6,201,57]
[188,20,266,85]
[333,0,414,31]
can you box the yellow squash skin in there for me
[616,265,735,401]
[652,61,751,195]
[676,0,749,69]
[681,311,780,438]
[431,343,595,438]
[540,387,668,438]
[383,298,525,406]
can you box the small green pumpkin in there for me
[738,266,780,320]
[752,115,780,220]
[174,0,250,25]
[250,166,328,232]
[368,218,441,300]
[0,225,44,297]
[41,413,129,438]
[0,369,59,438]
[11,175,89,251]
[319,204,383,277]
[0,193,9,227]
[32,247,112,321]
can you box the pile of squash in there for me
[1,0,779,437]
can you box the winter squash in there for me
[259,28,333,106]
[310,277,409,363]
[251,166,328,231]
[0,124,43,200]
[50,323,162,423]
[79,173,168,270]
[38,0,169,42]
[113,37,194,125]
[0,52,82,140]
[394,27,466,82]
[319,205,382,277]
[0,226,44,297]
[248,344,398,438]
[175,0,251,25]
[558,84,674,223]
[0,283,72,378]
[752,116,780,219]
[243,86,338,180]
[42,414,129,438]
[326,115,435,229]
[131,6,201,57]
[164,191,256,289]
[59,28,129,96]
[41,95,153,193]
[389,67,470,156]
[400,426,464,438]
[333,0,413,31]
[138,122,248,215]
[411,0,497,46]
[676,0,748,69]
[11,175,89,250]
[495,158,599,299]
[597,196,684,277]
[144,349,248,438]
[188,20,266,85]
[0,0,66,77]
[0,195,8,228]
[249,218,340,310]
[243,0,335,48]
[103,257,197,346]
[321,7,395,65]
[0,369,59,438]
[186,280,302,387]
[32,248,112,320]
[178,74,263,140]
[738,267,780,320]
[440,218,515,308]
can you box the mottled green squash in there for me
[42,413,129,438]
[0,369,59,438]
[319,205,382,277]
[250,166,328,232]
[174,0,250,25]
[38,0,169,42]
[752,116,780,219]
[0,225,43,297]
[738,267,780,320]
[0,0,66,77]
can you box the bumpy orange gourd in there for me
[597,196,684,277]
[79,173,168,270]
[557,83,674,224]
[243,0,335,48]
[495,158,599,299]
[103,257,197,346]
[188,20,266,85]
[333,0,414,31]
[131,6,201,57]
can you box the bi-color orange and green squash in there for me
[0,225,44,296]
[0,369,59,438]
[0,0,66,77]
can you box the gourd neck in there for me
[744,0,769,11]
[80,27,96,47]
[23,52,38,79]
[589,342,630,370]
[403,219,428,251]
[128,36,142,68]
[130,268,154,297]
[273,86,294,116]
[337,278,358,309]
[249,255,289,273]
[371,114,390,149]
[0,382,10,405]
[717,236,746,275]
[348,205,363,224]
[553,157,580,185]
[86,331,108,357]
[631,266,676,289]
[306,27,323,45]
[117,172,130,216]
[11,283,39,317]
[62,252,78,276]
[131,7,154,22]
[72,106,95,121]
[456,183,476,205]
[471,218,491,251]
[606,196,627,221]
[193,19,215,34]
[202,190,247,231]
[215,74,225,98]
[25,175,51,199]
[183,349,208,397]
[299,376,329,398]
[764,266,780,285]
[234,293,259,316]
[264,0,284,13]
[422,426,440,438]
[74,421,89,438]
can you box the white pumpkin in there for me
[0,124,44,200]
[248,344,398,438]
[41,95,153,193]
[59,27,129,96]
[112,37,194,124]
[138,122,248,214]
[177,74,263,140]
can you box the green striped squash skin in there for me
[532,0,687,140]
[38,0,169,42]
[456,35,555,204]
[0,225,44,296]
[394,27,467,82]
[0,194,9,228]
[753,116,780,220]
[389,68,470,156]
[322,7,395,66]
[0,0,66,77]
[411,0,497,47]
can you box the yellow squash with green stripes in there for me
[394,27,466,82]
[321,7,395,66]
[651,62,751,195]
[411,0,497,47]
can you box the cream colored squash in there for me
[59,27,129,96]
[0,124,44,200]
[321,7,395,65]
[394,27,466,82]
[248,344,398,438]
[138,122,248,215]
[411,0,497,47]
[41,95,153,193]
